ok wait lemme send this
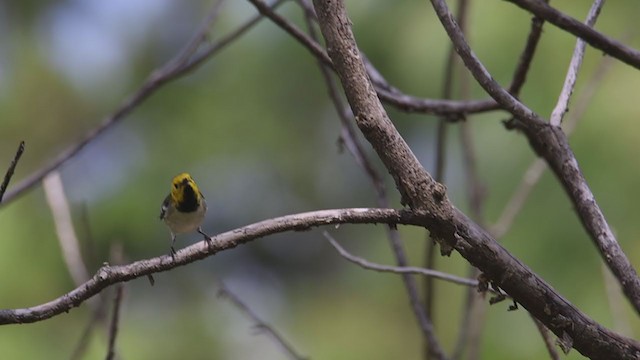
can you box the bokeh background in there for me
[1,0,640,359]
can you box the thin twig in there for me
[255,0,504,118]
[218,282,307,360]
[0,0,286,207]
[452,274,486,360]
[490,159,547,239]
[105,284,124,360]
[323,232,485,289]
[491,52,616,239]
[70,297,108,360]
[505,0,640,70]
[0,141,25,203]
[43,172,91,288]
[170,0,226,68]
[531,316,561,360]
[451,2,491,357]
[601,264,633,337]
[507,1,547,97]
[424,4,470,355]
[549,0,605,126]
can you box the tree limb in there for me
[311,0,640,358]
[429,0,640,317]
[0,208,421,325]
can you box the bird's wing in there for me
[160,194,171,220]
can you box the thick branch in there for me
[297,0,438,345]
[506,0,640,70]
[429,0,640,316]
[311,0,640,358]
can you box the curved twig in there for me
[0,208,420,325]
[324,231,484,289]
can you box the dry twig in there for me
[218,282,307,360]
[323,232,483,289]
[549,0,605,126]
[105,284,124,360]
[0,141,25,203]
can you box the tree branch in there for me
[507,1,547,96]
[311,0,640,358]
[429,0,640,317]
[505,0,640,70]
[0,0,286,207]
[253,0,503,118]
[549,0,604,126]
[218,282,308,360]
[0,208,424,325]
[105,284,124,360]
[43,172,91,288]
[324,231,485,290]
[0,141,25,203]
[296,0,438,346]
[491,50,616,239]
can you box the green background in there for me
[0,0,639,359]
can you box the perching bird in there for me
[160,173,210,255]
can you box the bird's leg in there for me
[198,227,212,243]
[170,233,177,258]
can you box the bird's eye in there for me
[173,184,179,189]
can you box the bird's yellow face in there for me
[170,173,201,206]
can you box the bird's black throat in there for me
[176,185,199,212]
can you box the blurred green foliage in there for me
[1,0,639,359]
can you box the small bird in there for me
[160,173,210,256]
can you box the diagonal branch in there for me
[311,0,640,358]
[507,1,547,97]
[43,172,91,288]
[549,0,605,126]
[251,0,502,118]
[429,0,640,316]
[0,141,25,203]
[0,0,286,207]
[505,0,640,70]
[218,282,308,360]
[491,50,616,239]
[295,0,441,348]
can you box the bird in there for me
[160,173,210,256]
